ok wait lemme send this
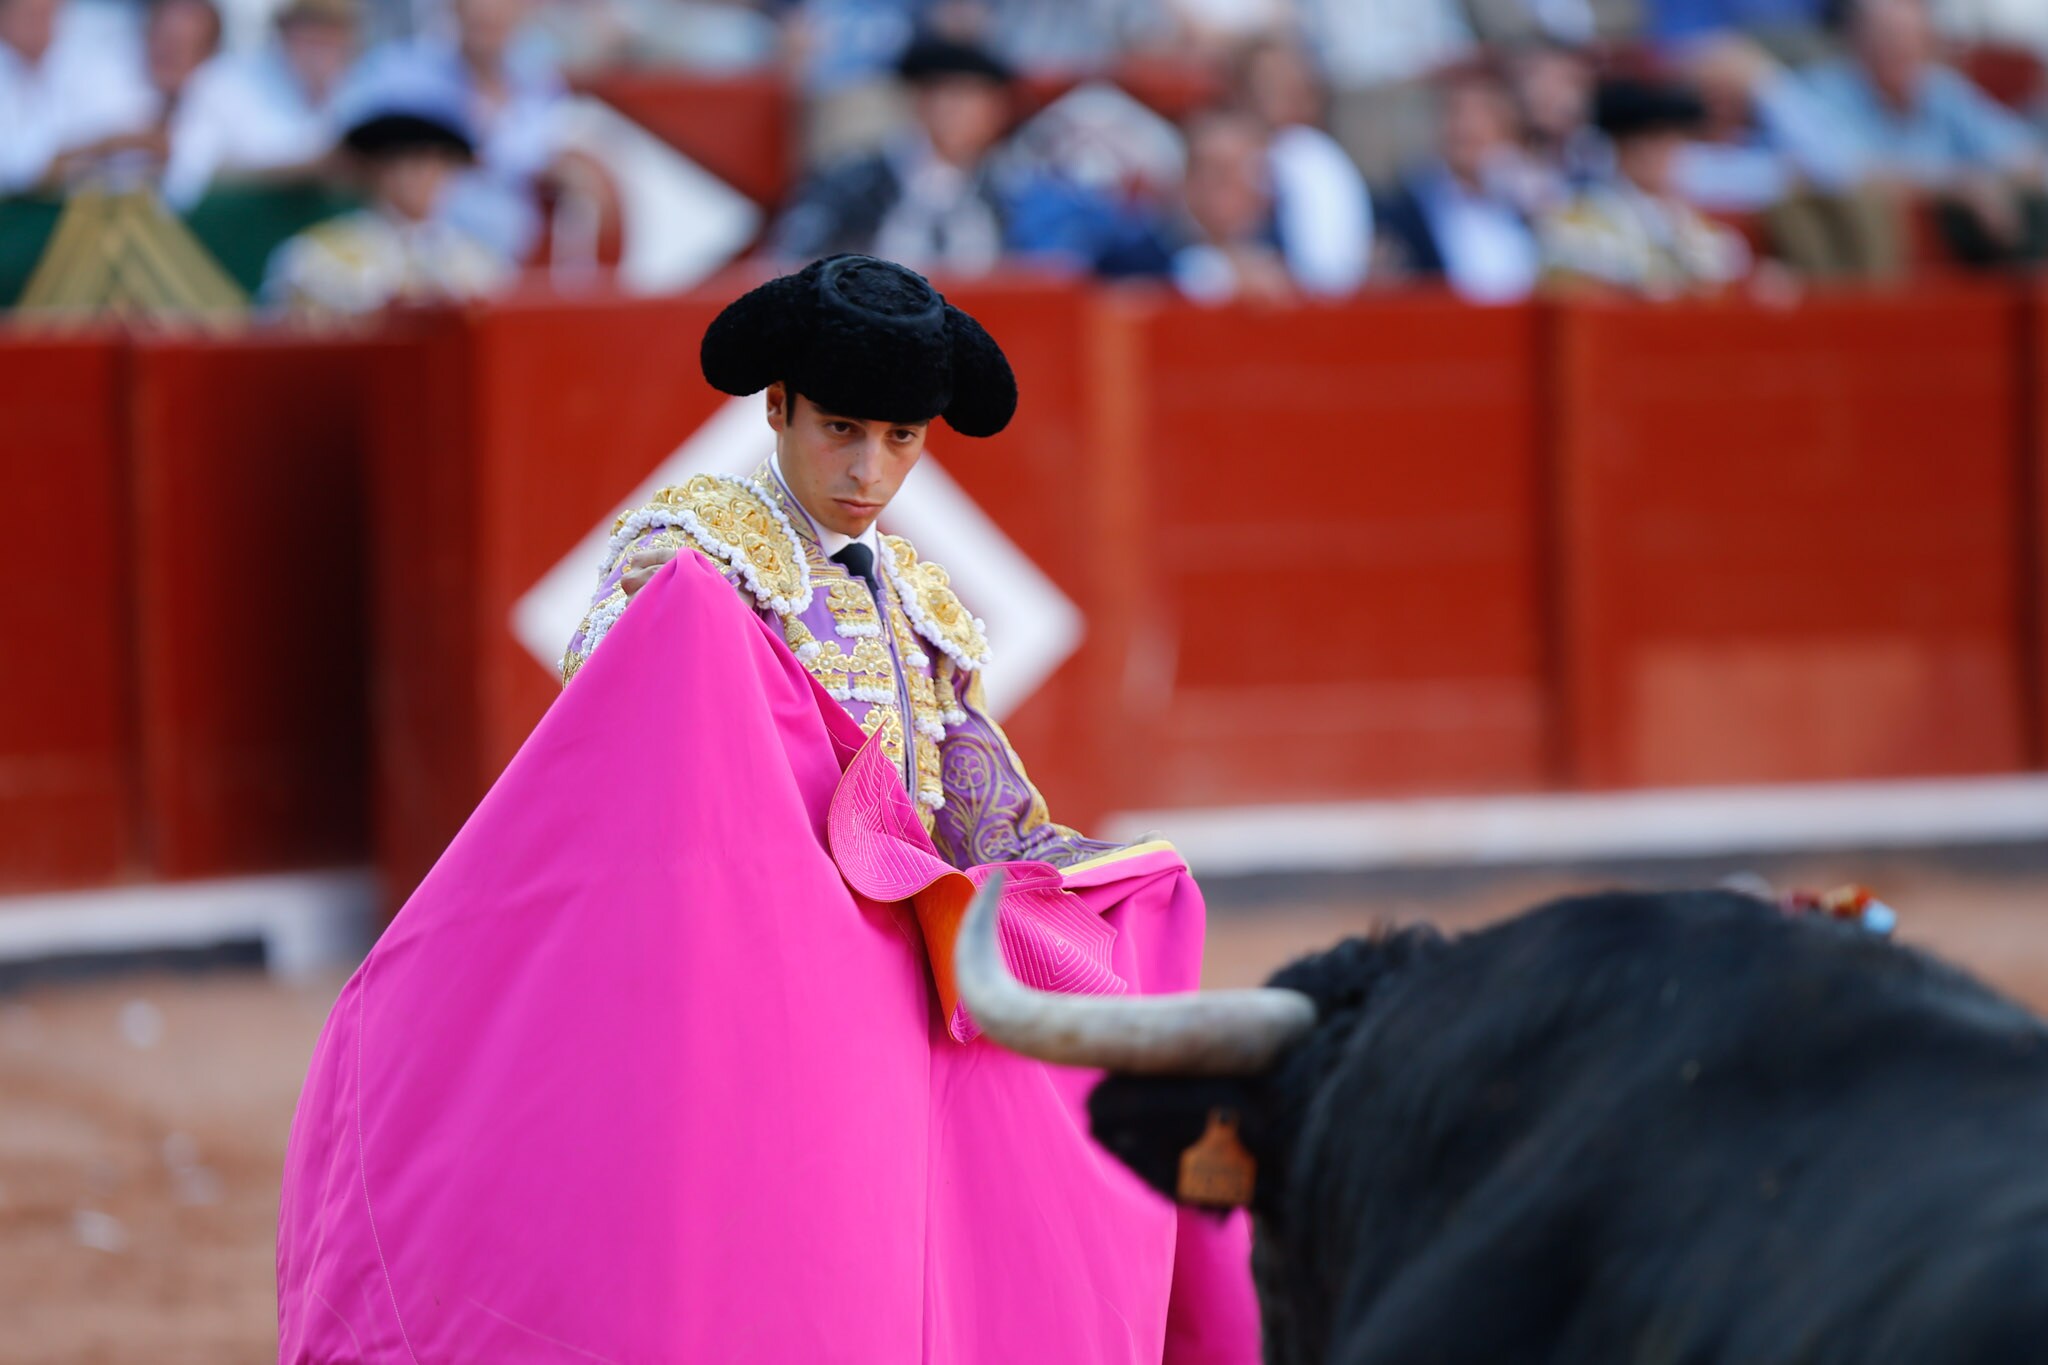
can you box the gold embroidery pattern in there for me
[862,704,907,772]
[637,475,809,613]
[825,576,881,638]
[880,535,991,672]
[886,600,948,812]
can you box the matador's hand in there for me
[620,545,680,597]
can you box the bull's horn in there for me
[954,872,1318,1076]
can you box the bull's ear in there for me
[1088,1075,1262,1207]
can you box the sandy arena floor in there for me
[1,850,2043,1363]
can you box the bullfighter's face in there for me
[767,383,931,539]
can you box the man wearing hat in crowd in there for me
[768,33,1035,276]
[562,253,1116,869]
[261,47,510,319]
[1540,75,1753,295]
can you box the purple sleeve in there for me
[929,668,1122,870]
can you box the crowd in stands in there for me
[3,0,2046,317]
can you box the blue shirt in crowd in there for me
[1798,57,2043,187]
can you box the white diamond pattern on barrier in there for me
[509,396,1083,719]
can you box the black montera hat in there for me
[1593,78,1708,140]
[700,255,1018,437]
[898,33,1014,85]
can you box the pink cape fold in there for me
[276,552,1259,1364]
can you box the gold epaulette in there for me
[606,473,814,616]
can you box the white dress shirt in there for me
[0,4,157,194]
[1269,122,1372,296]
[161,47,335,210]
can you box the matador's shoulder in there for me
[606,473,814,616]
[879,534,991,672]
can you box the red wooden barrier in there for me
[1089,291,1554,812]
[11,282,2047,900]
[0,333,137,889]
[2033,284,2048,767]
[1554,288,2032,788]
[125,335,379,876]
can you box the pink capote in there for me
[277,551,1260,1364]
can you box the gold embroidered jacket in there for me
[562,459,1115,871]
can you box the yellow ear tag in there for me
[1177,1108,1256,1209]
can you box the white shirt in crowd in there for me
[1268,122,1372,296]
[0,1,157,194]
[873,133,1004,278]
[1415,163,1541,303]
[162,46,336,209]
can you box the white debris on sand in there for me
[119,999,165,1049]
[72,1208,129,1254]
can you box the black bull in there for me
[1071,891,2048,1363]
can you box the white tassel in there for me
[577,589,632,661]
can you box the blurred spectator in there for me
[162,0,358,210]
[529,0,778,72]
[1298,0,1478,180]
[978,0,1166,70]
[146,0,221,111]
[784,0,919,162]
[1541,77,1753,295]
[1234,33,1370,295]
[1376,63,1543,301]
[1098,106,1296,303]
[1675,34,1905,280]
[263,50,509,317]
[351,0,573,260]
[1505,36,1603,209]
[1299,0,1598,180]
[1803,0,2046,265]
[1164,0,1291,60]
[771,33,1092,274]
[1,0,160,193]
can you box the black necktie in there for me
[831,542,877,591]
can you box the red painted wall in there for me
[1098,291,1554,810]
[0,335,136,889]
[1554,288,2032,787]
[126,336,379,877]
[10,283,2048,900]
